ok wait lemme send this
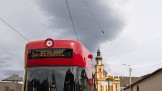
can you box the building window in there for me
[99,68,101,72]
[116,85,118,91]
[101,85,102,91]
[131,86,133,91]
[137,85,139,91]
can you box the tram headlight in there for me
[45,38,54,47]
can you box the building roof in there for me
[2,74,23,82]
[119,76,142,87]
[124,67,162,90]
[103,69,108,76]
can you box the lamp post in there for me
[123,64,132,91]
[129,67,132,91]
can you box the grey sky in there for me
[35,0,125,52]
[0,0,162,80]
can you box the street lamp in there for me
[123,64,132,91]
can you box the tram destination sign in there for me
[28,48,73,59]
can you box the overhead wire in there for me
[130,62,162,77]
[81,0,120,56]
[81,0,105,34]
[118,37,162,57]
[133,62,162,70]
[65,0,79,41]
[80,0,125,72]
[73,0,162,75]
[73,0,162,73]
[0,17,30,42]
[81,0,162,57]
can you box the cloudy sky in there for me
[0,0,162,80]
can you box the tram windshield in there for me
[24,66,89,91]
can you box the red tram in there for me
[24,38,94,91]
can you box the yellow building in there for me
[94,49,120,91]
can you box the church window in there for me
[99,68,101,72]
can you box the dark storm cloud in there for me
[34,0,124,52]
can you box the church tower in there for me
[95,48,104,79]
[94,48,121,91]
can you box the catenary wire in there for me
[81,0,105,34]
[80,0,126,72]
[65,0,79,41]
[81,0,162,57]
[81,0,120,56]
[118,37,162,57]
[81,0,162,71]
[77,0,162,74]
[0,17,30,42]
[133,62,162,70]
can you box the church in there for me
[94,49,120,91]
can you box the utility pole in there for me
[123,64,132,91]
[129,67,132,91]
